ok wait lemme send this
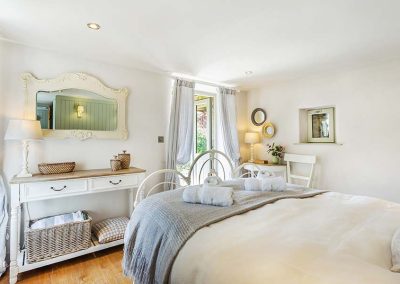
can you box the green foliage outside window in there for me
[196,132,207,154]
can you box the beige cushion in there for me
[392,227,400,272]
[92,216,129,244]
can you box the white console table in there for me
[8,167,146,284]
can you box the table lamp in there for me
[4,119,43,177]
[245,132,260,163]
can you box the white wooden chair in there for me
[284,153,316,188]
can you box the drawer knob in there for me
[109,180,122,185]
[50,185,67,191]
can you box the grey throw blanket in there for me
[123,186,327,284]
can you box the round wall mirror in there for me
[251,108,267,126]
[262,122,275,138]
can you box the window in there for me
[194,95,215,154]
[177,91,216,183]
[192,93,216,183]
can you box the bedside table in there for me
[243,163,287,181]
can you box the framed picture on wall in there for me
[307,107,335,143]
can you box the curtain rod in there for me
[169,73,240,92]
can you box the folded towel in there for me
[260,178,272,191]
[244,178,262,191]
[183,186,233,207]
[269,176,286,191]
[182,186,201,204]
[218,178,245,191]
[200,186,233,207]
[30,210,86,230]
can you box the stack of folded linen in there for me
[30,211,88,230]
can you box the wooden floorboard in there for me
[0,245,132,284]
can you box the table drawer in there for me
[89,174,139,190]
[24,179,88,200]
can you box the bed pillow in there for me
[392,227,400,272]
[92,216,129,244]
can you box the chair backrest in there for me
[284,153,316,188]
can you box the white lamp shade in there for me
[244,132,259,144]
[4,119,43,140]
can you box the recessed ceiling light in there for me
[87,23,101,30]
[245,71,253,76]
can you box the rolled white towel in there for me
[258,176,287,191]
[257,170,274,179]
[203,175,222,186]
[270,176,286,191]
[200,186,233,207]
[244,178,262,191]
[219,178,245,191]
[182,186,201,204]
[260,178,272,191]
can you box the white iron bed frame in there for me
[134,150,261,207]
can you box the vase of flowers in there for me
[267,143,285,164]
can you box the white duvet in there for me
[170,192,400,284]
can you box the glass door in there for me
[192,96,214,184]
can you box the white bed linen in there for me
[170,192,400,284]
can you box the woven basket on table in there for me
[25,213,92,263]
[38,162,75,175]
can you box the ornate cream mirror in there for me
[23,73,128,140]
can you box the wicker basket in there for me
[118,151,131,169]
[110,156,122,172]
[38,162,76,175]
[25,213,92,263]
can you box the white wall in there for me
[0,42,5,167]
[246,60,400,203]
[0,41,171,221]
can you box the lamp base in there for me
[18,140,33,178]
[16,170,33,178]
[249,144,256,164]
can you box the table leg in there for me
[9,205,19,284]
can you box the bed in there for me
[123,150,400,284]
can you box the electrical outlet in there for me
[158,136,164,143]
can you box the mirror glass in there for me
[254,111,265,124]
[251,108,267,126]
[36,89,118,131]
[311,113,329,138]
[262,122,275,138]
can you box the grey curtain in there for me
[165,79,195,189]
[218,87,241,166]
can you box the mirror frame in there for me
[262,122,275,138]
[22,72,128,140]
[251,108,267,126]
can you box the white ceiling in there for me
[1,0,400,88]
